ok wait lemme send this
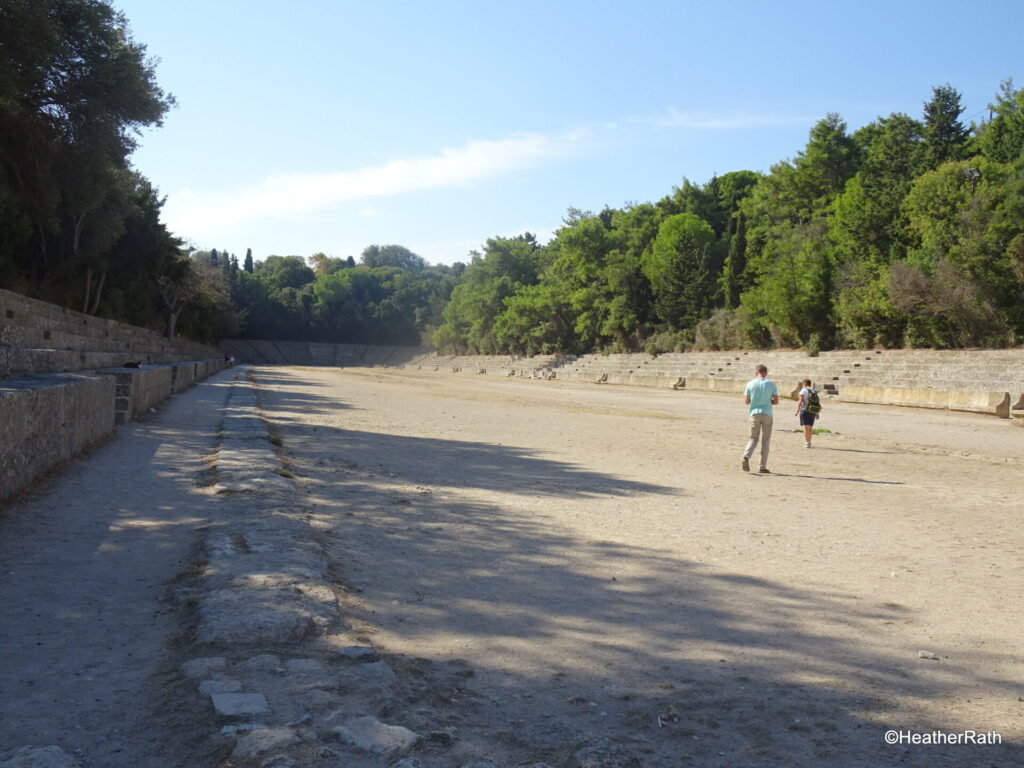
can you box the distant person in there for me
[795,378,821,448]
[742,364,779,474]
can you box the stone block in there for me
[211,692,270,717]
[840,384,1011,418]
[0,374,114,502]
[332,716,420,754]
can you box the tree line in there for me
[435,83,1024,355]
[0,0,185,331]
[2,3,1022,352]
[200,81,1024,354]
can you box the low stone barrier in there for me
[172,361,198,393]
[93,360,227,425]
[0,359,228,503]
[681,376,748,394]
[0,373,115,502]
[839,384,1011,418]
[103,366,174,425]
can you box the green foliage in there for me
[921,84,970,169]
[974,80,1024,164]
[360,244,427,271]
[644,213,716,331]
[694,308,753,351]
[3,30,1020,359]
[0,0,173,303]
[433,234,544,353]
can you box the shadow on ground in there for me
[254,376,1022,768]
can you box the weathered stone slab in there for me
[196,587,336,645]
[230,728,299,759]
[199,678,243,694]
[213,472,294,494]
[211,692,270,717]
[332,716,420,754]
[840,384,1011,418]
[338,646,379,662]
[182,657,228,678]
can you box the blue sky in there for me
[116,0,1023,266]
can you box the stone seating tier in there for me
[1,288,222,378]
[308,343,337,366]
[247,340,286,364]
[270,341,311,365]
[213,340,1024,418]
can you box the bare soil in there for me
[1,364,1021,768]
[256,365,1024,767]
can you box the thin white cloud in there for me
[628,108,815,130]
[164,131,583,239]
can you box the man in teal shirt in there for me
[742,364,779,473]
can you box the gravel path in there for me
[0,370,235,766]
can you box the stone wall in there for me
[0,289,229,502]
[0,287,221,377]
[0,373,116,501]
[220,339,432,367]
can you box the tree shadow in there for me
[263,395,1021,766]
[822,447,898,455]
[758,472,905,485]
[304,427,675,498]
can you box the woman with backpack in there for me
[795,378,821,448]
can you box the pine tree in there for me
[922,84,969,169]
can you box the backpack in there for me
[805,388,822,415]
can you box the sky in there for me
[115,0,1024,266]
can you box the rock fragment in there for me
[231,728,299,760]
[212,692,270,717]
[332,716,420,754]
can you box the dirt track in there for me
[0,364,1021,767]
[255,365,1023,767]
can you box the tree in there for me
[308,252,346,276]
[974,79,1024,164]
[643,213,716,332]
[0,0,173,291]
[922,84,970,170]
[434,234,544,353]
[243,248,254,273]
[255,255,316,291]
[360,244,427,271]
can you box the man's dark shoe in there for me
[759,467,771,474]
[742,457,749,472]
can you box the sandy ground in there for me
[0,364,1021,768]
[254,365,1023,767]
